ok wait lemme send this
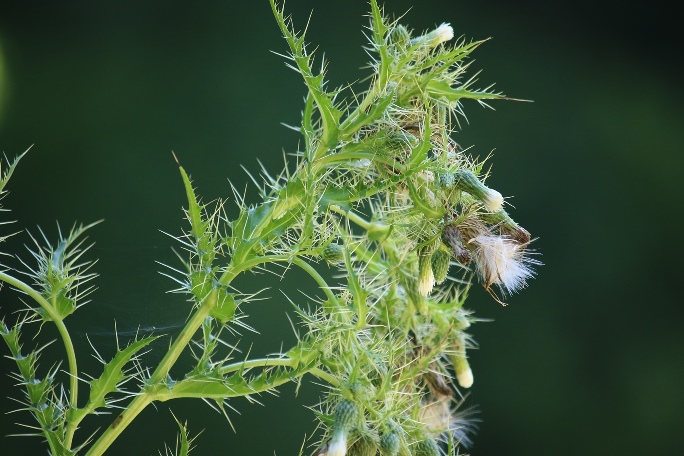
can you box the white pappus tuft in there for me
[470,235,540,296]
[481,188,504,212]
[326,433,348,456]
[418,253,435,296]
[456,365,474,389]
[433,23,454,45]
[414,22,455,48]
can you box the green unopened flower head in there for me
[389,24,411,47]
[414,437,440,456]
[430,247,451,284]
[379,431,400,456]
[327,400,360,456]
[334,399,359,432]
[437,172,456,188]
[323,242,345,263]
[454,169,504,212]
[347,436,377,456]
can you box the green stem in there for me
[155,364,335,402]
[219,357,296,375]
[0,272,80,448]
[309,367,339,386]
[85,253,330,453]
[292,257,340,307]
[218,254,290,285]
[85,289,218,456]
[329,205,372,230]
[152,289,218,384]
[84,394,153,456]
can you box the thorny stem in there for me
[85,289,219,455]
[219,356,298,375]
[0,2,540,454]
[84,393,153,456]
[87,252,337,454]
[309,367,339,386]
[329,205,373,231]
[292,257,340,308]
[0,272,80,447]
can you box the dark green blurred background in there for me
[1,1,682,455]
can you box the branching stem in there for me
[0,272,80,446]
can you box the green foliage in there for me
[0,1,539,455]
[70,336,159,425]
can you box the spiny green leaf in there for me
[0,148,29,194]
[1,320,41,381]
[74,336,158,422]
[339,91,395,140]
[209,290,236,325]
[407,180,445,219]
[425,79,506,103]
[169,413,195,456]
[177,163,207,241]
[269,0,341,150]
[157,363,315,402]
[413,38,486,74]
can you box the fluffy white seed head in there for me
[471,235,539,295]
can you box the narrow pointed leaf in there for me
[72,336,158,423]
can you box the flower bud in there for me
[347,436,377,456]
[437,172,456,188]
[454,357,473,389]
[430,248,450,284]
[431,23,454,45]
[349,381,374,402]
[417,253,435,296]
[414,23,454,47]
[389,24,411,47]
[323,242,344,263]
[326,400,360,456]
[334,399,360,433]
[379,432,400,456]
[414,438,440,456]
[451,334,473,388]
[453,169,504,212]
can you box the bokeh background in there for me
[1,1,682,455]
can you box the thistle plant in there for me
[0,1,540,455]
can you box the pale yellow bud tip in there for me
[326,433,348,456]
[483,189,504,212]
[457,367,473,388]
[418,267,435,296]
[434,23,454,44]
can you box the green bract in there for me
[0,2,539,455]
